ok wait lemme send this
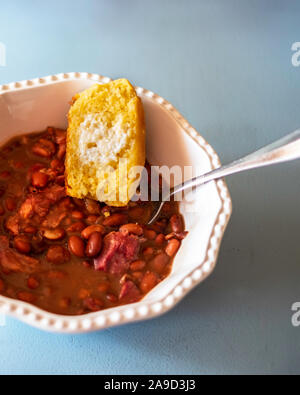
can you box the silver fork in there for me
[148,129,300,224]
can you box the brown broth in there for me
[0,128,186,315]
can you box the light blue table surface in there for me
[1,0,300,375]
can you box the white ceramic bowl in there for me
[0,73,232,333]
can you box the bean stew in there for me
[0,128,186,315]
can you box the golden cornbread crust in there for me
[65,79,146,206]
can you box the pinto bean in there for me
[165,233,176,241]
[165,231,187,241]
[155,234,166,245]
[43,228,65,241]
[24,226,37,234]
[86,215,99,225]
[67,221,86,233]
[57,142,66,160]
[149,253,169,274]
[86,232,102,257]
[170,214,184,233]
[32,139,56,158]
[27,276,40,290]
[68,236,85,258]
[143,247,154,257]
[81,225,105,239]
[14,236,31,254]
[130,260,146,271]
[71,210,84,220]
[50,128,63,141]
[131,271,144,281]
[144,229,157,240]
[140,272,159,294]
[51,128,66,144]
[64,218,72,226]
[72,197,85,208]
[85,199,101,215]
[50,159,64,173]
[165,239,181,257]
[47,246,70,264]
[27,164,44,184]
[120,223,143,236]
[151,223,166,233]
[59,197,73,209]
[102,213,127,227]
[31,171,49,188]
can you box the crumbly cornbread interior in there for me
[66,79,146,206]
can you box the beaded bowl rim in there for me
[0,72,232,333]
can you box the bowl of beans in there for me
[0,73,232,332]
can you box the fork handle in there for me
[171,129,300,197]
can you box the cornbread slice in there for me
[66,79,146,206]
